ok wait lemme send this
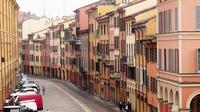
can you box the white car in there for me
[19,100,37,111]
[21,84,40,92]
[11,91,37,97]
[14,88,39,94]
[22,83,39,88]
[24,80,35,84]
[3,105,21,112]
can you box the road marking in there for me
[50,81,92,112]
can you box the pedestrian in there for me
[119,101,123,112]
[125,103,128,112]
[46,109,50,112]
[42,86,46,95]
[122,100,125,111]
[128,102,132,112]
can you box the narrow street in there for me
[31,77,120,112]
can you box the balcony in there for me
[105,61,114,67]
[70,58,76,65]
[102,54,109,61]
[80,67,87,73]
[114,49,120,56]
[110,72,121,79]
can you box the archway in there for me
[164,87,168,101]
[175,91,179,106]
[169,89,173,104]
[189,94,200,112]
[159,86,163,99]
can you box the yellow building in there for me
[97,14,111,100]
[87,5,114,95]
[0,0,19,110]
[131,7,156,112]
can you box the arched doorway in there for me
[190,94,200,112]
[171,91,179,112]
[169,89,173,104]
[175,91,179,106]
[159,86,163,99]
[164,87,168,101]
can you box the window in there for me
[168,9,172,32]
[158,49,162,70]
[114,36,119,49]
[36,45,39,51]
[164,49,166,70]
[196,6,200,30]
[175,49,179,73]
[114,16,119,28]
[101,25,103,34]
[175,8,178,31]
[114,17,117,28]
[159,12,162,34]
[150,77,157,94]
[164,11,167,33]
[36,56,39,62]
[106,43,109,55]
[197,49,200,72]
[92,24,94,32]
[143,69,147,85]
[22,54,25,61]
[104,25,106,34]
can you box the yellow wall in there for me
[146,18,156,36]
[98,5,115,17]
[135,8,156,22]
[0,0,19,110]
[135,8,157,35]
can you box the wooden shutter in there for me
[196,6,200,30]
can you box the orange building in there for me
[97,14,112,100]
[157,0,200,112]
[86,4,115,95]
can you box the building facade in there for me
[157,0,200,112]
[0,0,19,110]
[87,4,115,94]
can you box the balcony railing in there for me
[110,72,121,79]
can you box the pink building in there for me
[21,39,30,74]
[74,0,109,30]
[73,0,108,89]
[157,0,200,112]
[41,32,51,77]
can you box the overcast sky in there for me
[16,0,99,18]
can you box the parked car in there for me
[19,100,37,112]
[3,105,21,112]
[15,88,39,94]
[18,94,43,110]
[21,84,40,93]
[24,80,35,84]
[6,91,37,106]
[11,91,37,100]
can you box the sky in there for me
[16,0,99,18]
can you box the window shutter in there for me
[197,49,200,72]
[169,9,172,32]
[175,8,178,31]
[196,6,200,30]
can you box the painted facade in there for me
[157,0,200,112]
[19,0,200,112]
[22,17,49,39]
[0,0,19,110]
[87,4,115,94]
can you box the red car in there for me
[18,94,43,110]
